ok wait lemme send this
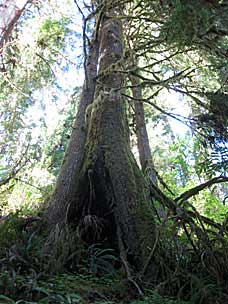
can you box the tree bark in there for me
[63,4,156,271]
[0,0,29,53]
[130,74,157,185]
[48,30,100,224]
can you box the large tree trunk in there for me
[63,4,156,271]
[48,29,100,224]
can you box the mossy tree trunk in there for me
[62,4,156,271]
[50,1,155,271]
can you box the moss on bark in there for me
[66,90,155,271]
[49,3,156,274]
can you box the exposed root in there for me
[117,226,144,297]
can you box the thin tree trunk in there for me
[0,0,29,53]
[63,4,156,272]
[48,29,100,224]
[130,74,157,185]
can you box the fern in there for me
[88,244,117,275]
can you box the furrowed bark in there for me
[48,28,100,224]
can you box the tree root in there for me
[117,226,144,297]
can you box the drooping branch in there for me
[174,176,228,204]
[150,181,222,230]
[123,92,195,131]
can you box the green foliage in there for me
[1,0,228,303]
[0,270,194,304]
[157,134,196,196]
[0,6,75,212]
[201,192,228,222]
[37,18,70,50]
[44,224,85,273]
[0,214,47,299]
[162,0,211,47]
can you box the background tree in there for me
[48,9,100,224]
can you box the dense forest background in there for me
[1,0,228,303]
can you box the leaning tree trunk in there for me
[130,74,157,186]
[48,27,100,224]
[63,4,156,271]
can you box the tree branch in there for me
[149,181,222,230]
[174,176,228,204]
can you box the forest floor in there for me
[0,213,223,304]
[0,213,191,304]
[0,271,191,304]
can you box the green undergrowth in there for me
[0,272,192,304]
[0,213,192,303]
[0,212,227,303]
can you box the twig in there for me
[153,168,175,196]
[223,196,228,205]
[35,52,56,79]
[123,92,194,131]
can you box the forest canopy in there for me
[0,0,228,303]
